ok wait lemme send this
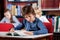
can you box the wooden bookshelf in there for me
[4,0,60,16]
[4,0,38,16]
[41,0,60,16]
[5,0,38,8]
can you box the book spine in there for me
[54,17,57,32]
[11,5,16,16]
[17,5,22,16]
[15,6,17,16]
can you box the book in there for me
[54,16,60,32]
[6,30,29,36]
[15,6,17,16]
[7,4,12,10]
[14,30,29,36]
[17,5,22,16]
[54,17,57,32]
[11,5,17,16]
[7,4,22,16]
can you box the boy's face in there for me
[24,14,35,22]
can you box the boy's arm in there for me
[33,21,48,35]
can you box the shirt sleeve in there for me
[33,20,48,35]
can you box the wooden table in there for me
[0,32,53,40]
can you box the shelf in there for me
[8,1,38,3]
[42,8,60,11]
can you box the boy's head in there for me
[22,5,36,22]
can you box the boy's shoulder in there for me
[35,17,42,22]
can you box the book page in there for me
[14,30,29,36]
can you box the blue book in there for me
[52,16,54,26]
[7,4,12,10]
[17,5,22,16]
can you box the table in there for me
[0,32,53,40]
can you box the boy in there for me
[21,5,48,35]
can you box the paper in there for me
[14,30,29,36]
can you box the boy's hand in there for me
[21,29,27,31]
[24,31,33,35]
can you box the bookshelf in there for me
[40,0,60,16]
[40,0,60,40]
[4,0,60,16]
[5,0,60,16]
[4,0,38,16]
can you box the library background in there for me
[0,0,60,40]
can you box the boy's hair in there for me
[22,5,35,16]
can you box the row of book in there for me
[7,4,22,16]
[53,16,60,32]
[43,15,60,32]
[7,3,38,16]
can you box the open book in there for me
[6,30,29,36]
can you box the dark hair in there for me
[22,5,35,16]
